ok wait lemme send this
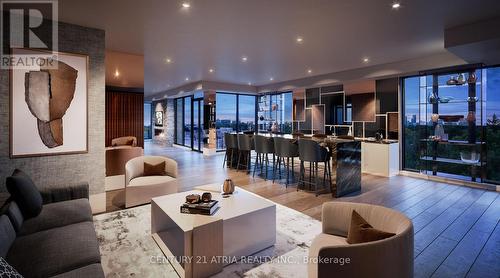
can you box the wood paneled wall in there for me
[105,91,144,147]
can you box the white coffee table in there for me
[151,184,276,278]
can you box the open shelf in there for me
[420,156,483,167]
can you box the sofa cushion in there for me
[5,201,24,233]
[6,170,43,218]
[347,210,395,244]
[51,263,104,278]
[0,257,23,278]
[129,175,175,187]
[7,221,101,278]
[0,215,16,258]
[19,198,93,236]
[143,161,166,176]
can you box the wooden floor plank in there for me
[467,222,500,278]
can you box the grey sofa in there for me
[0,183,104,278]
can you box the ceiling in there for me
[58,0,500,96]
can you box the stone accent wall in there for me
[0,21,105,196]
[152,99,174,147]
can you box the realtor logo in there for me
[1,0,58,69]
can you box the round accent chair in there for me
[308,202,414,278]
[125,156,178,208]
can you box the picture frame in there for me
[10,48,89,158]
[155,111,163,126]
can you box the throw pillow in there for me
[144,161,166,176]
[346,210,395,244]
[0,257,23,278]
[6,169,43,218]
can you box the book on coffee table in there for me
[180,200,219,215]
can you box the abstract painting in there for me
[10,49,88,157]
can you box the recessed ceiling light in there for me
[209,68,214,73]
[185,77,189,81]
[307,69,312,74]
[391,2,401,9]
[242,56,248,62]
[114,69,120,77]
[270,77,274,81]
[296,36,304,43]
[363,57,370,63]
[165,58,172,64]
[182,2,190,8]
[247,82,252,85]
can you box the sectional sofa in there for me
[0,170,104,278]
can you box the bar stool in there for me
[223,133,238,168]
[273,137,299,186]
[298,139,332,196]
[237,134,255,172]
[253,135,275,179]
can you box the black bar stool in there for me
[237,134,254,172]
[273,137,299,186]
[298,139,332,196]
[223,133,238,168]
[253,135,275,179]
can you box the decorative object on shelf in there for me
[456,73,466,85]
[431,113,440,123]
[446,73,467,86]
[460,151,480,164]
[259,115,265,121]
[467,111,476,123]
[186,194,201,204]
[223,179,235,194]
[429,91,440,104]
[467,72,477,83]
[439,96,454,103]
[446,77,458,86]
[271,103,279,111]
[375,130,384,141]
[271,121,278,133]
[439,115,464,122]
[201,192,212,202]
[434,124,445,140]
[467,96,478,103]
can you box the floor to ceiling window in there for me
[215,93,257,150]
[402,65,500,185]
[175,98,183,145]
[238,95,256,132]
[184,97,192,147]
[144,102,152,140]
[215,93,237,150]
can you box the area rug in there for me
[93,202,322,278]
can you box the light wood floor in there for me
[106,142,500,278]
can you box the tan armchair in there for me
[111,136,137,147]
[105,146,143,191]
[125,156,178,208]
[308,202,413,278]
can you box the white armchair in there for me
[125,156,178,208]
